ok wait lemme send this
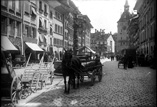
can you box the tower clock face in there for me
[123,26,126,30]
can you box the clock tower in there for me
[116,0,131,54]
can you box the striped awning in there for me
[1,36,18,51]
[25,42,43,51]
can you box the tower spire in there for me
[124,0,129,12]
[125,0,129,7]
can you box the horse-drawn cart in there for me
[54,46,103,86]
[54,56,103,86]
[77,55,103,85]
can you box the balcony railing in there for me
[38,26,47,34]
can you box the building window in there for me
[1,16,7,35]
[31,27,36,38]
[44,4,47,13]
[50,38,52,46]
[54,38,56,45]
[57,25,59,33]
[25,25,29,37]
[55,24,57,33]
[55,11,62,21]
[61,27,63,34]
[39,1,42,10]
[25,1,30,15]
[44,20,47,29]
[1,0,8,7]
[50,10,53,19]
[39,18,42,27]
[8,0,15,10]
[16,21,21,37]
[15,0,20,13]
[9,19,15,36]
[43,36,46,44]
[50,27,53,35]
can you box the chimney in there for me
[95,29,97,33]
[102,29,105,34]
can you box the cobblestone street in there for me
[17,60,156,107]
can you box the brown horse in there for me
[62,49,83,94]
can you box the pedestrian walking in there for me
[123,54,128,69]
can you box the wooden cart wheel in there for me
[11,76,21,105]
[98,67,103,82]
[15,64,20,68]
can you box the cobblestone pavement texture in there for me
[16,60,156,107]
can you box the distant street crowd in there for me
[116,53,155,69]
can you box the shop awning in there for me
[31,7,36,15]
[1,36,18,51]
[25,42,43,51]
[78,46,96,54]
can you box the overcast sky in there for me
[72,0,137,34]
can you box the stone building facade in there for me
[134,0,156,56]
[1,0,23,58]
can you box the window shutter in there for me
[12,0,15,10]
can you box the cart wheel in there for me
[15,64,20,68]
[98,67,103,82]
[11,76,21,105]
